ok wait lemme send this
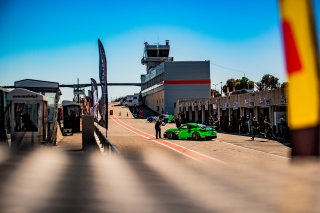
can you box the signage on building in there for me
[8,88,47,101]
[74,89,85,95]
[259,97,266,104]
[266,98,272,105]
[222,103,227,110]
[213,103,217,109]
[205,101,209,110]
[280,95,287,104]
[12,94,38,99]
[232,102,238,110]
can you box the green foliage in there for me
[222,77,254,95]
[222,78,236,94]
[235,77,254,90]
[260,74,279,90]
[220,74,283,95]
[211,89,221,97]
[281,82,288,88]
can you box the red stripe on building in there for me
[164,80,211,85]
[281,20,302,74]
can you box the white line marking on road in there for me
[111,116,226,164]
[219,139,289,160]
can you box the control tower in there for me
[141,40,174,74]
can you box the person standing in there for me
[175,114,181,128]
[209,116,214,127]
[264,116,276,140]
[155,118,162,139]
[251,116,259,141]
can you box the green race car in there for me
[164,123,217,141]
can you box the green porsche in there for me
[164,123,217,141]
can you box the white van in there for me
[123,93,140,107]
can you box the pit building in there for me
[140,40,211,114]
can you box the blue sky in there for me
[0,0,313,101]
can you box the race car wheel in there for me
[167,132,173,139]
[192,132,200,141]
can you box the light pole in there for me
[213,83,218,91]
[220,82,223,96]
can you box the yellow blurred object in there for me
[280,0,319,130]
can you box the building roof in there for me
[15,79,59,88]
[7,88,48,101]
[14,79,61,95]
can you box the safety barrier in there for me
[94,125,120,154]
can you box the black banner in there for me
[98,39,108,132]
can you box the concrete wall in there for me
[164,61,210,114]
[144,90,164,114]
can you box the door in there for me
[178,125,189,139]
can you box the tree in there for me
[235,77,254,90]
[260,74,279,90]
[211,89,221,97]
[222,78,237,95]
[281,82,288,88]
[223,77,254,95]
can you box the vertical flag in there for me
[91,78,98,121]
[279,0,319,156]
[98,39,108,132]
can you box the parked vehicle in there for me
[147,116,158,123]
[123,93,140,107]
[164,123,217,141]
[159,114,175,123]
[167,114,175,123]
[147,114,174,125]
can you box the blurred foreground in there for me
[0,139,319,213]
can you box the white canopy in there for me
[7,88,47,101]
